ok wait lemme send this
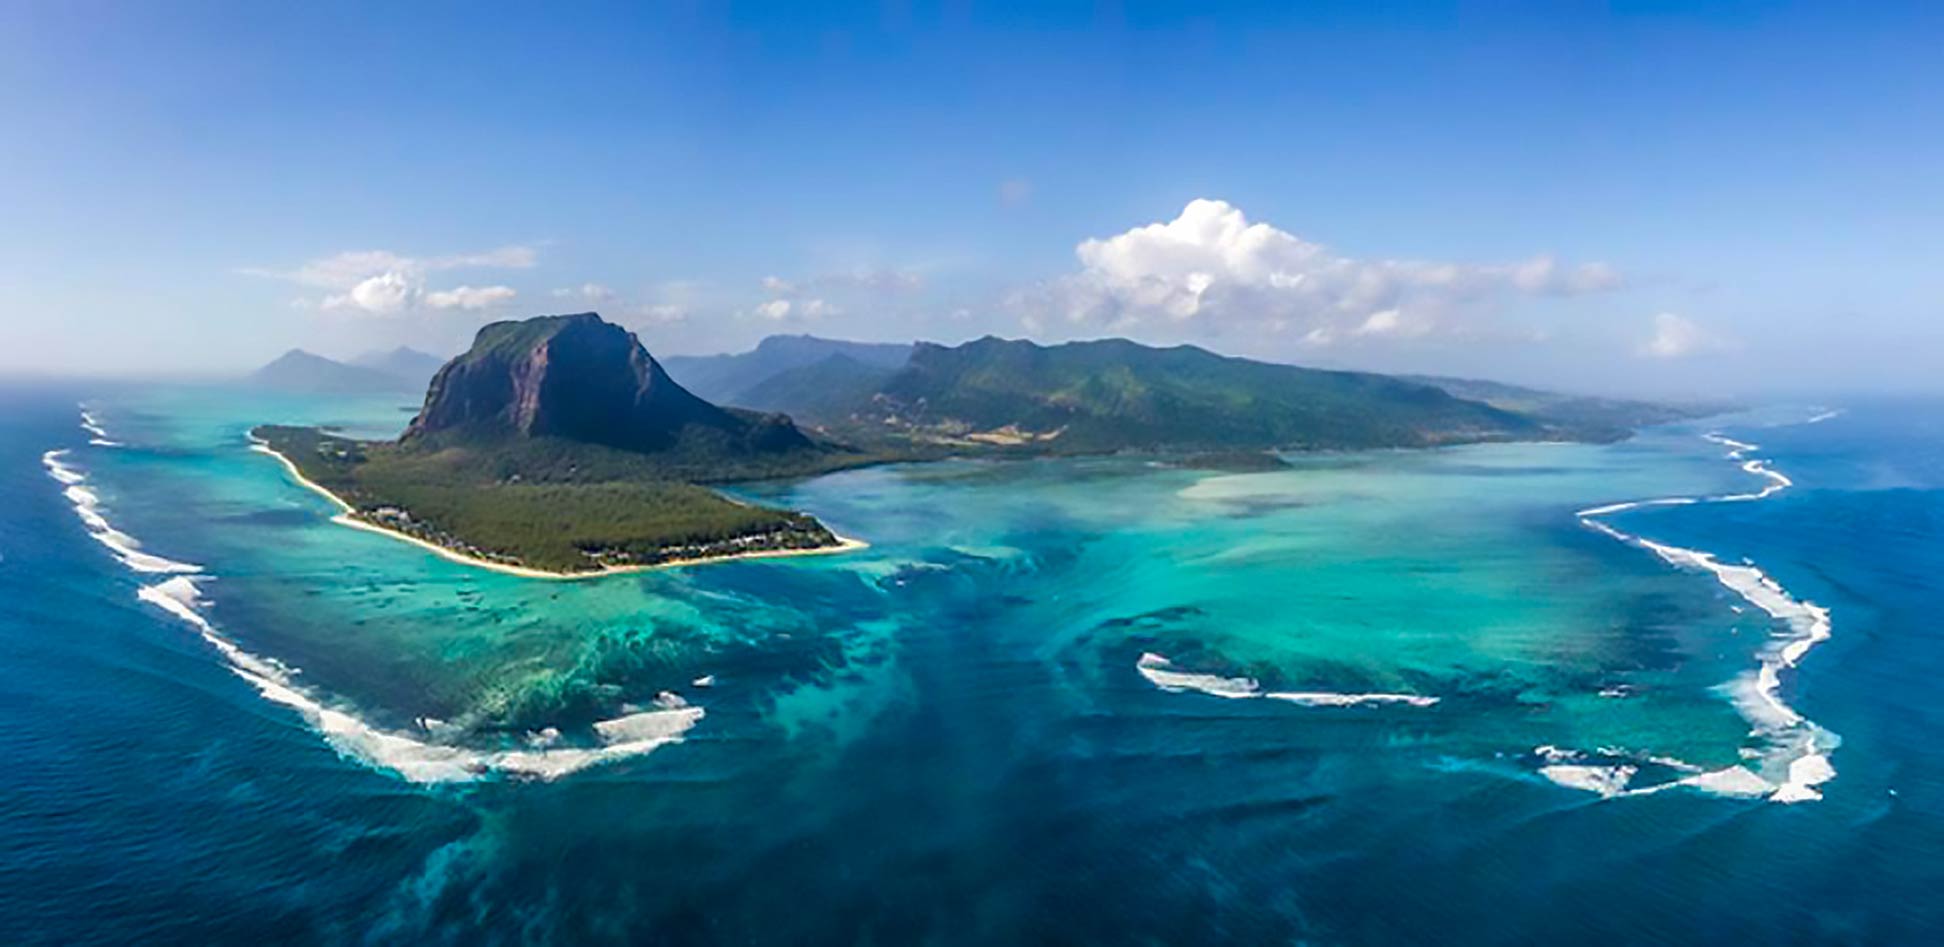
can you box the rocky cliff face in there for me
[404,313,814,455]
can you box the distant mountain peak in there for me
[250,348,414,394]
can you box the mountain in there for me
[404,313,820,466]
[352,346,448,390]
[771,335,1539,452]
[661,335,914,406]
[249,349,417,394]
[730,352,903,418]
[1403,375,1714,441]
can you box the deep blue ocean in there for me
[2,382,1940,944]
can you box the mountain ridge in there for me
[351,346,448,389]
[661,334,914,406]
[766,334,1543,452]
[689,332,1709,450]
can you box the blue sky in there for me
[2,1,1939,394]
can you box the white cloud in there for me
[552,283,618,304]
[1354,308,1424,337]
[1020,199,1621,344]
[1638,312,1725,359]
[247,244,536,316]
[425,285,518,310]
[548,282,690,326]
[323,271,418,314]
[746,268,912,325]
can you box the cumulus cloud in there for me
[1638,312,1727,359]
[1016,199,1621,344]
[322,271,418,314]
[247,244,534,315]
[754,299,793,320]
[425,285,518,310]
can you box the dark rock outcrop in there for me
[404,313,815,456]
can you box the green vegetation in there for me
[660,334,914,405]
[789,336,1544,453]
[1402,374,1720,442]
[255,425,844,574]
[727,353,903,418]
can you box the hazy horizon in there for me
[3,3,1940,399]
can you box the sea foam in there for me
[42,450,202,574]
[136,571,702,783]
[1573,417,1841,803]
[1137,653,1438,708]
[48,421,696,783]
[79,407,122,447]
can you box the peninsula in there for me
[254,313,876,576]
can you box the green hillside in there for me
[801,336,1540,453]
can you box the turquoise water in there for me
[4,383,1939,942]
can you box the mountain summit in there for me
[405,312,815,457]
[249,348,415,393]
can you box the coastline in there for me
[248,440,868,580]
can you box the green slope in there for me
[817,336,1540,452]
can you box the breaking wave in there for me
[46,425,699,783]
[1572,422,1840,803]
[1531,745,1771,800]
[79,407,122,447]
[1136,653,1439,708]
[42,450,200,574]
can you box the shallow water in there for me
[3,383,1940,943]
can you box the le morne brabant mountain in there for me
[253,312,1699,575]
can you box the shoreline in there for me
[248,440,868,581]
